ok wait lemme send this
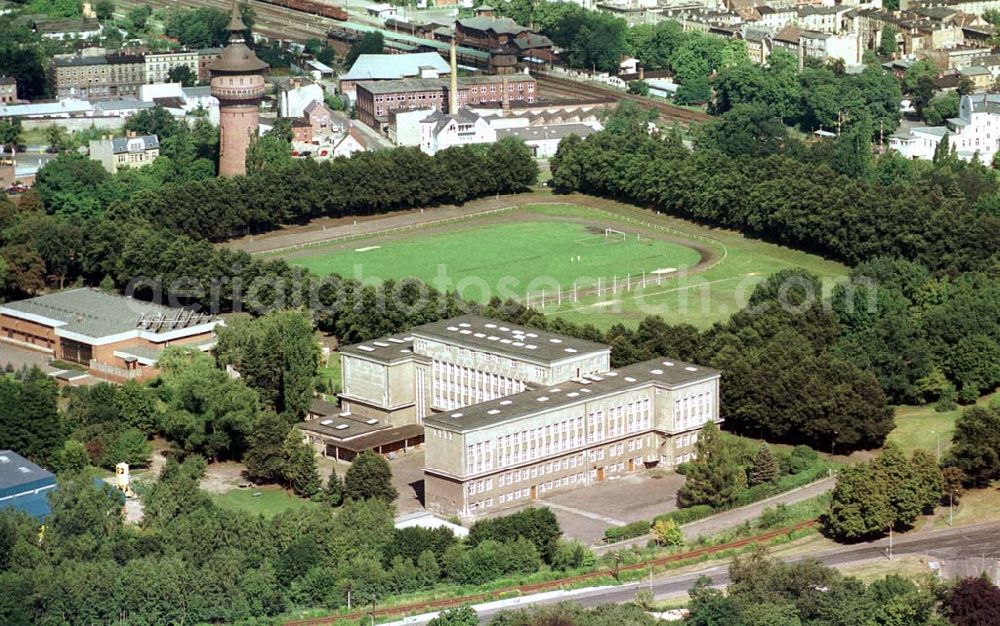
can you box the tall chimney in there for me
[449,37,458,115]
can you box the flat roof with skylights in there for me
[339,332,419,364]
[410,314,609,365]
[423,357,719,433]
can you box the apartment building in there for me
[145,50,199,84]
[51,53,145,100]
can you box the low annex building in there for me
[0,450,56,520]
[322,315,720,517]
[0,288,220,382]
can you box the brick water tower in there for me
[210,0,269,177]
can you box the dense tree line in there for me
[681,548,994,626]
[30,137,536,239]
[164,4,254,48]
[215,310,320,419]
[488,602,663,626]
[550,110,1000,411]
[946,402,1000,487]
[551,118,999,274]
[0,460,584,624]
[711,49,902,138]
[496,0,744,103]
[0,367,62,465]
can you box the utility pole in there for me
[888,526,893,560]
[370,597,376,626]
[950,491,954,527]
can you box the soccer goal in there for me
[605,228,628,242]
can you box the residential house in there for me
[304,99,336,138]
[889,93,1000,162]
[279,80,325,118]
[333,126,370,157]
[419,108,496,155]
[291,117,313,143]
[0,76,16,104]
[959,65,992,90]
[89,133,160,173]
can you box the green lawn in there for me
[319,351,342,395]
[888,390,997,456]
[287,204,849,330]
[933,482,1000,528]
[888,405,959,458]
[533,205,849,329]
[211,485,319,518]
[292,214,702,302]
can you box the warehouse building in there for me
[329,315,720,517]
[0,288,220,382]
[355,74,536,132]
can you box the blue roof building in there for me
[0,450,56,520]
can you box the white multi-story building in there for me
[889,93,1000,162]
[418,108,496,155]
[301,315,721,518]
[144,51,199,84]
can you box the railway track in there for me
[536,74,710,125]
[117,0,336,41]
[282,519,817,625]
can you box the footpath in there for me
[593,475,835,554]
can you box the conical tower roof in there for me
[209,0,269,74]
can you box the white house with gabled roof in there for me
[889,93,1000,162]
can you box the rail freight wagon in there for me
[261,0,348,20]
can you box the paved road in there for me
[381,521,1000,626]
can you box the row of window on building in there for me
[586,399,653,442]
[675,432,699,448]
[465,401,656,474]
[473,456,646,512]
[432,360,526,410]
[673,391,713,430]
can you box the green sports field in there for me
[292,218,703,301]
[286,204,849,330]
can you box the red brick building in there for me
[0,288,220,383]
[356,74,535,131]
